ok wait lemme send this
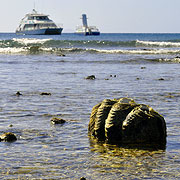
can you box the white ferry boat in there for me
[16,9,63,35]
[75,14,100,36]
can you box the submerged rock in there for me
[0,132,17,142]
[80,177,86,180]
[85,75,96,80]
[88,97,167,149]
[51,117,66,124]
[16,91,22,96]
[40,92,51,96]
[158,78,165,81]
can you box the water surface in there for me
[0,33,180,179]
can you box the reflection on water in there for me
[89,139,180,180]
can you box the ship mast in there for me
[34,1,36,10]
[82,14,88,28]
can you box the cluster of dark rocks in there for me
[2,90,167,180]
[1,116,67,143]
[4,91,167,151]
[1,91,67,142]
[16,91,52,96]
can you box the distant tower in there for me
[82,14,88,27]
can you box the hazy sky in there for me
[0,0,180,33]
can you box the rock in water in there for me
[88,98,167,149]
[40,92,51,96]
[80,177,86,180]
[51,117,66,124]
[0,132,17,142]
[85,75,96,80]
[16,91,22,96]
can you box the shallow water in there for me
[0,33,180,179]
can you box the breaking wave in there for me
[12,38,52,45]
[0,38,137,48]
[1,47,180,56]
[136,40,180,47]
[1,38,180,48]
[0,38,180,56]
[158,57,180,63]
[93,48,180,55]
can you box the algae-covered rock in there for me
[0,132,17,142]
[51,117,66,124]
[85,75,96,80]
[88,98,167,149]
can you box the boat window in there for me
[24,24,36,30]
[39,23,57,28]
[23,23,57,30]
[28,16,34,20]
[36,16,49,20]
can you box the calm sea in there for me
[0,33,180,179]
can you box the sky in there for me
[0,0,180,33]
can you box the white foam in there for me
[0,47,55,54]
[94,48,180,55]
[136,40,180,47]
[40,47,54,52]
[0,47,28,54]
[12,38,51,45]
[0,46,180,56]
[159,57,180,63]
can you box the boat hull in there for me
[75,31,100,36]
[16,28,63,35]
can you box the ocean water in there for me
[0,33,180,179]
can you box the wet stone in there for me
[40,92,51,96]
[80,177,86,180]
[0,132,17,142]
[85,75,96,80]
[51,117,66,124]
[88,97,167,149]
[16,91,22,96]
